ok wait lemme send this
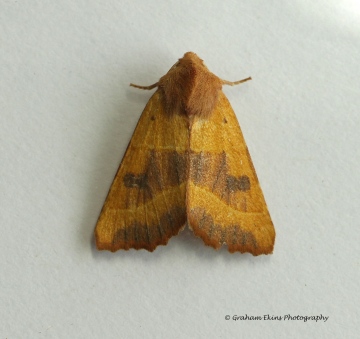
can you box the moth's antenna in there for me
[221,77,252,86]
[130,82,159,90]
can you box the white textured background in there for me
[1,1,359,338]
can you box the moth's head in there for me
[180,51,204,65]
[165,52,205,74]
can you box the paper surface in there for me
[1,1,359,338]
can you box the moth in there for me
[95,52,275,255]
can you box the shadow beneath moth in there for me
[95,52,275,255]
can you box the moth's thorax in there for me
[158,52,222,118]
